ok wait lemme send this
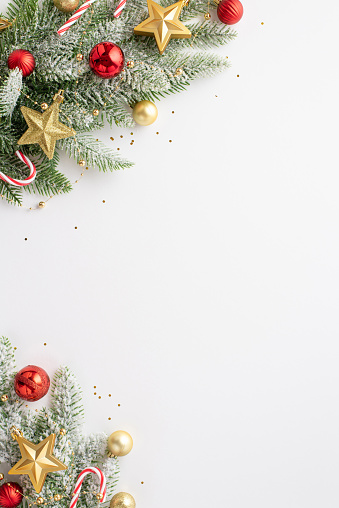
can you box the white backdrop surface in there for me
[1,1,339,507]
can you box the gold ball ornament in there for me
[126,61,135,69]
[132,101,158,126]
[110,493,136,508]
[41,103,48,111]
[1,394,8,402]
[93,109,99,116]
[59,428,66,436]
[53,0,79,13]
[36,497,44,505]
[96,494,104,501]
[204,12,211,20]
[78,159,86,167]
[76,53,84,62]
[107,430,133,456]
[38,201,46,209]
[54,494,62,502]
[0,473,4,480]
[175,67,183,76]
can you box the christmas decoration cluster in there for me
[0,337,134,508]
[0,0,243,207]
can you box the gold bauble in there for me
[76,53,84,62]
[110,492,136,508]
[93,109,99,116]
[41,103,48,111]
[132,101,158,126]
[175,67,183,76]
[38,201,46,209]
[54,494,62,501]
[53,0,79,13]
[96,494,104,501]
[59,428,66,436]
[37,498,44,505]
[0,473,4,480]
[126,61,135,69]
[107,431,133,456]
[78,159,86,167]
[1,394,8,402]
[204,12,211,20]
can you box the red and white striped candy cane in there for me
[0,150,36,187]
[57,0,127,34]
[114,0,127,17]
[70,467,106,508]
[57,0,97,36]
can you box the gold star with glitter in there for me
[8,433,67,493]
[134,0,191,55]
[18,90,75,160]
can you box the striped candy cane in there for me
[0,150,36,187]
[57,0,97,35]
[70,467,106,508]
[57,0,127,35]
[113,0,127,17]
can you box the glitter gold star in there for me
[18,91,75,160]
[134,0,191,55]
[8,433,67,493]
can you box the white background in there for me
[1,0,339,507]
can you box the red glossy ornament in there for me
[0,482,23,508]
[217,0,243,25]
[7,49,35,77]
[14,365,50,402]
[89,42,124,79]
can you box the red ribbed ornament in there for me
[89,42,124,79]
[14,365,50,402]
[217,0,243,25]
[0,483,23,508]
[7,49,35,77]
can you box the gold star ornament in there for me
[134,0,191,55]
[8,431,67,493]
[18,90,75,160]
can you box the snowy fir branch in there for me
[0,0,238,205]
[0,337,120,508]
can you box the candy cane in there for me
[57,0,127,34]
[70,467,106,508]
[114,0,127,17]
[0,150,36,187]
[57,0,97,35]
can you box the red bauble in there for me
[0,482,23,508]
[89,42,124,79]
[217,0,243,25]
[7,49,35,77]
[14,365,50,401]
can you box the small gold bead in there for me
[54,495,62,502]
[59,428,67,436]
[204,12,211,20]
[38,201,46,209]
[0,473,4,480]
[93,109,99,116]
[1,394,8,402]
[175,68,183,76]
[126,60,135,69]
[37,497,44,505]
[96,494,103,501]
[41,103,48,110]
[76,53,84,61]
[78,159,86,167]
